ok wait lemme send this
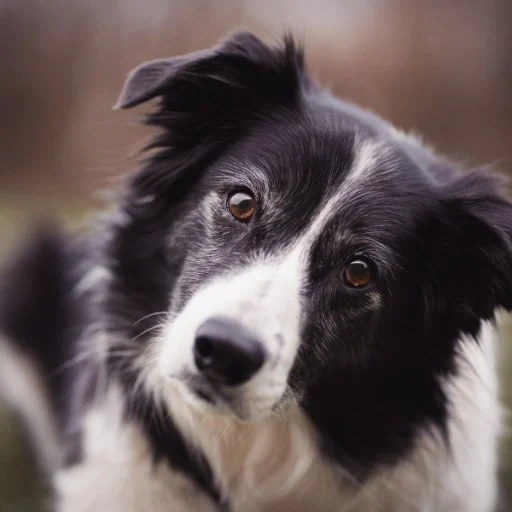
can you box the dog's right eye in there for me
[227,190,256,223]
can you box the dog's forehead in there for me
[199,102,435,262]
[213,99,424,189]
[215,119,424,216]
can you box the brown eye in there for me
[227,191,256,222]
[343,259,373,288]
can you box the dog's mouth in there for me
[170,372,286,421]
[188,377,223,405]
[179,374,243,416]
[191,384,216,404]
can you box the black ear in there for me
[114,30,307,213]
[426,169,512,334]
[114,56,192,109]
[114,30,305,109]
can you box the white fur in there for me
[73,265,112,297]
[0,333,62,473]
[163,387,351,511]
[56,323,501,511]
[54,384,217,512]
[430,322,500,511]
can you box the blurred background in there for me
[0,0,512,510]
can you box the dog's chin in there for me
[167,377,285,422]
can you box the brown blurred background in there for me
[0,0,512,510]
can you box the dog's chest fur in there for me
[54,324,500,512]
[165,392,349,511]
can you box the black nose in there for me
[194,317,265,386]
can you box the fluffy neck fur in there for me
[129,322,500,512]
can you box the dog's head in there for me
[111,32,512,433]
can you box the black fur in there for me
[0,227,78,424]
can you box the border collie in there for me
[0,31,511,512]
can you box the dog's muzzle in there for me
[159,259,303,418]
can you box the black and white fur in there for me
[1,31,511,511]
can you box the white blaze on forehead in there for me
[295,137,383,253]
[346,137,382,183]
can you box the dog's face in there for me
[157,123,387,419]
[112,32,512,433]
[152,121,435,420]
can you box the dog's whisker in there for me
[132,311,168,327]
[130,324,163,343]
[48,344,137,378]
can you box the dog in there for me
[0,30,511,512]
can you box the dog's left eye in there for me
[343,259,374,288]
[227,190,256,222]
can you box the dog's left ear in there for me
[432,170,512,326]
